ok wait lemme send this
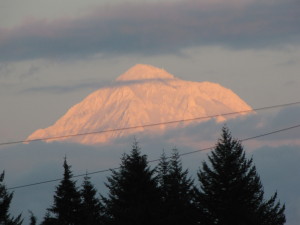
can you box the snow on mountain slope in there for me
[27,64,252,145]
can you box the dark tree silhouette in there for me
[0,171,23,225]
[157,149,197,225]
[80,174,104,225]
[103,140,162,225]
[40,212,56,225]
[157,150,169,203]
[196,126,285,225]
[43,158,82,225]
[28,211,36,225]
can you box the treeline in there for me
[1,127,286,225]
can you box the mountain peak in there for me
[116,64,175,81]
[27,64,253,145]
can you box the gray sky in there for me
[0,1,300,223]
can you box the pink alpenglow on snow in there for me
[27,64,253,145]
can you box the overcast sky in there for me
[1,1,300,224]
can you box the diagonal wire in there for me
[7,122,300,190]
[1,101,300,147]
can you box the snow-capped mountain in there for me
[27,64,252,145]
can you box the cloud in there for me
[19,77,177,94]
[0,63,13,78]
[128,104,300,150]
[17,103,300,149]
[2,103,300,224]
[2,120,300,224]
[20,80,111,94]
[230,105,300,143]
[1,104,300,223]
[0,0,299,62]
[19,64,40,79]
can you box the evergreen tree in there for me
[43,158,82,225]
[40,212,56,225]
[103,140,162,225]
[157,150,169,203]
[80,174,104,225]
[196,126,285,225]
[28,211,36,225]
[0,171,23,225]
[157,149,197,225]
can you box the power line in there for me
[1,101,300,147]
[8,122,300,190]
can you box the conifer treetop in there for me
[197,126,286,225]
